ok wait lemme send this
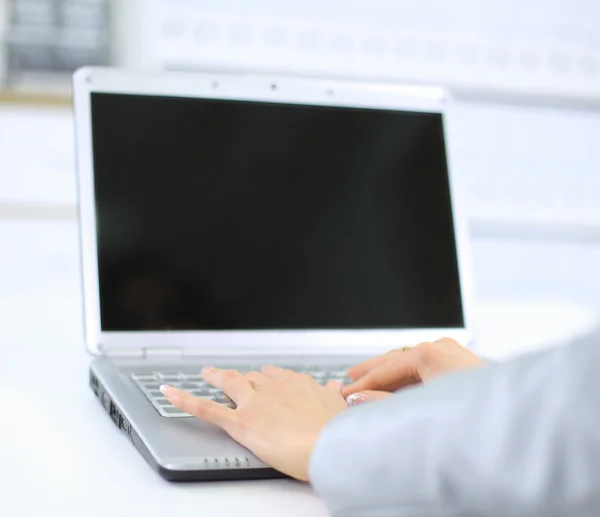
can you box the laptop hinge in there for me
[143,347,185,359]
[104,348,144,358]
[103,347,184,359]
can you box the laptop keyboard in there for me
[131,366,351,418]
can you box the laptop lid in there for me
[73,67,473,357]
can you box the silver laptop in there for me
[73,67,473,481]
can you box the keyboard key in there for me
[154,398,172,406]
[142,383,161,390]
[132,373,157,381]
[158,374,182,382]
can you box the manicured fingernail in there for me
[160,384,174,397]
[202,366,215,374]
[346,392,368,406]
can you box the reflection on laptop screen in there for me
[90,93,463,331]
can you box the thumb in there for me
[346,390,392,406]
[342,351,422,398]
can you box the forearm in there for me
[310,339,600,517]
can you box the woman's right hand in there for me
[342,337,485,405]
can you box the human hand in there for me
[343,338,485,404]
[159,367,348,481]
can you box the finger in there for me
[160,385,238,431]
[202,367,255,405]
[346,390,392,406]
[347,349,407,381]
[434,337,460,347]
[325,379,343,394]
[245,371,269,388]
[342,351,422,397]
[260,365,297,380]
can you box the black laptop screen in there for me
[90,92,463,331]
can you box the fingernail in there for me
[346,392,369,406]
[159,384,174,397]
[334,380,343,392]
[202,366,215,374]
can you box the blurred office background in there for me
[1,0,599,359]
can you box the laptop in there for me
[73,67,473,481]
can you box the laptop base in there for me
[91,368,287,482]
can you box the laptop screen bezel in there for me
[73,67,474,356]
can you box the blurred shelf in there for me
[0,202,76,220]
[0,69,74,104]
[470,218,600,243]
[0,89,72,106]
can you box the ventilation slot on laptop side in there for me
[202,456,260,470]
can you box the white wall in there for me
[110,0,157,70]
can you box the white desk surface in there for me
[1,219,599,517]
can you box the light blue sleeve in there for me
[309,336,600,517]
